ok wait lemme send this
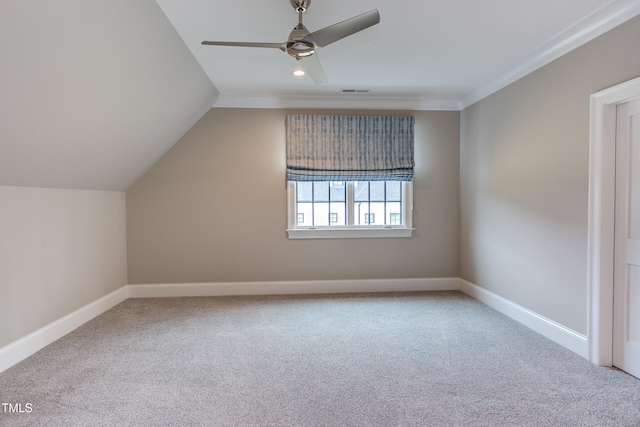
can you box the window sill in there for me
[286,227,414,240]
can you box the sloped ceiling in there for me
[0,0,219,191]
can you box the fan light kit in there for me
[202,0,380,84]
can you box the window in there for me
[285,114,414,239]
[287,180,413,239]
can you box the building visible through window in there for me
[292,181,406,227]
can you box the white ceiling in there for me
[156,0,640,110]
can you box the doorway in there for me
[588,76,640,374]
[613,98,640,378]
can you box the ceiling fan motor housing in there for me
[291,0,311,12]
[287,23,315,58]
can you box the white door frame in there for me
[588,76,640,366]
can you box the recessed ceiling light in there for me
[292,69,305,77]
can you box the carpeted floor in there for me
[0,291,639,426]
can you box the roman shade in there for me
[285,115,414,181]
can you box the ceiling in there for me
[1,0,638,192]
[0,0,218,191]
[156,0,640,110]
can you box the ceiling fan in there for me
[201,0,380,84]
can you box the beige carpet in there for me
[1,291,639,426]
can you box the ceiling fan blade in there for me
[297,55,327,84]
[304,9,380,48]
[201,41,286,51]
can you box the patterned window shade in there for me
[286,115,414,181]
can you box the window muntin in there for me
[353,181,403,226]
[288,180,413,238]
[295,181,346,227]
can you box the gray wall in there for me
[460,16,640,335]
[127,109,460,284]
[0,187,127,348]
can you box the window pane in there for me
[370,181,385,202]
[387,202,402,225]
[329,181,346,202]
[369,202,385,225]
[314,202,329,226]
[329,202,346,226]
[297,203,313,226]
[355,201,370,225]
[386,181,401,202]
[296,182,313,202]
[354,181,369,202]
[313,182,329,202]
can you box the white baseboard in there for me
[0,278,456,373]
[128,277,460,298]
[1,277,591,373]
[0,286,129,373]
[459,279,588,358]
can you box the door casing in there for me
[588,76,640,366]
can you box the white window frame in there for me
[286,181,414,239]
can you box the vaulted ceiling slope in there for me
[0,0,219,191]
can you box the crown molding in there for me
[458,0,640,110]
[212,93,460,111]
